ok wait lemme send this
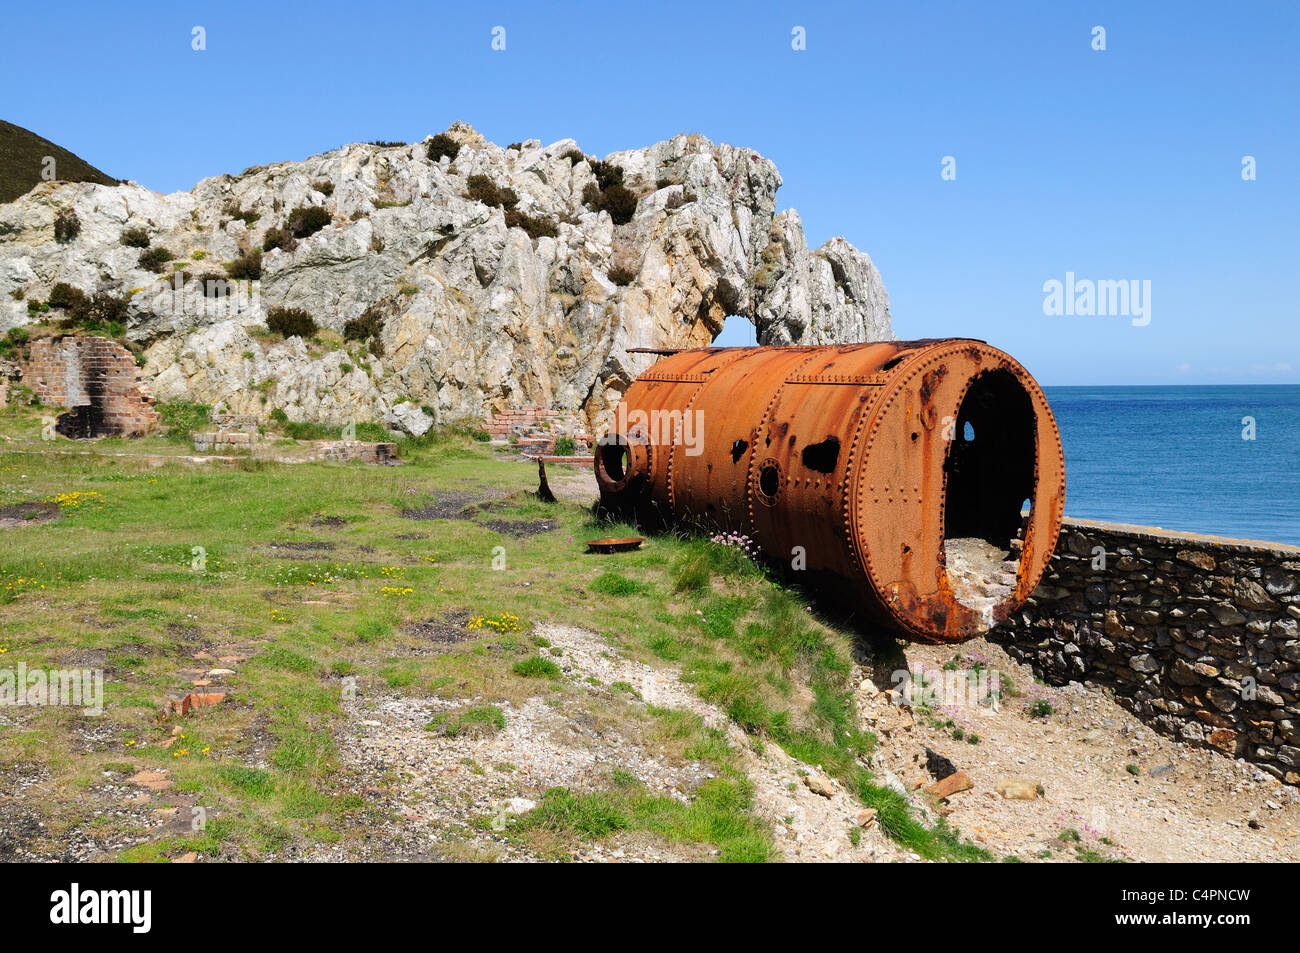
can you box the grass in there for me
[512,656,561,678]
[508,775,772,862]
[0,399,985,863]
[425,704,505,737]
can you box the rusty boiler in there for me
[594,340,1065,643]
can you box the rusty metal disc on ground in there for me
[586,537,646,553]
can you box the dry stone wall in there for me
[990,518,1300,784]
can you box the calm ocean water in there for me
[1040,386,1300,546]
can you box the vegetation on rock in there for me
[426,133,460,163]
[266,306,318,339]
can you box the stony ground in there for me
[308,471,1300,864]
[871,637,1299,862]
[317,621,915,863]
[310,621,1300,864]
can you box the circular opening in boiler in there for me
[598,440,628,482]
[942,369,1036,614]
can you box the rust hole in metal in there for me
[757,462,781,504]
[800,435,840,474]
[730,439,748,463]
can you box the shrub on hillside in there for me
[224,248,262,280]
[47,282,88,311]
[465,174,518,210]
[560,149,586,165]
[138,246,174,273]
[221,200,260,227]
[285,205,331,239]
[582,162,638,225]
[504,208,558,239]
[54,208,81,242]
[426,133,460,163]
[601,184,639,225]
[157,401,210,441]
[89,291,129,325]
[196,273,232,297]
[120,227,150,248]
[589,160,625,191]
[665,190,697,210]
[0,327,31,360]
[343,307,383,341]
[265,306,318,339]
[262,226,296,253]
[56,290,130,331]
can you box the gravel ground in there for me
[318,622,912,862]
[319,622,1300,863]
[872,636,1300,861]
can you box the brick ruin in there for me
[483,406,591,456]
[22,336,159,438]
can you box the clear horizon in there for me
[2,0,1296,388]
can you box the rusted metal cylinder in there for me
[594,340,1065,643]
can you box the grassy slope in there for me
[0,403,986,862]
[0,119,118,204]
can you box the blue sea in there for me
[1042,386,1300,546]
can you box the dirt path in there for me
[327,621,913,862]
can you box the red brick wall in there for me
[483,406,590,453]
[23,336,160,437]
[483,406,565,438]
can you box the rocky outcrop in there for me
[0,123,891,432]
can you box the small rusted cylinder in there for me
[594,340,1065,643]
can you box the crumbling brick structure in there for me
[23,336,159,437]
[484,405,590,454]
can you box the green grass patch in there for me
[425,704,506,737]
[512,656,560,678]
[511,776,772,862]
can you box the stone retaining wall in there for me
[990,518,1300,784]
[313,440,398,464]
[193,432,256,453]
[210,413,258,432]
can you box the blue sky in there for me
[3,0,1296,385]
